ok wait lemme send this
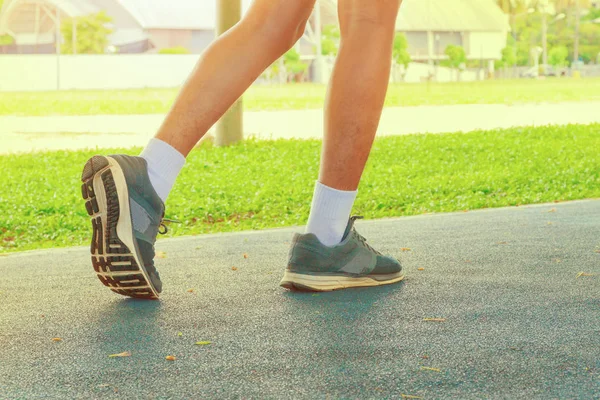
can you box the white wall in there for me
[0,55,483,92]
[400,63,480,83]
[321,59,480,84]
[0,54,200,92]
[468,32,506,60]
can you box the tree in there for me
[0,0,11,46]
[392,32,411,82]
[582,8,600,22]
[0,34,13,46]
[553,0,591,13]
[495,0,530,15]
[321,24,340,57]
[444,45,467,68]
[159,46,190,54]
[443,45,467,81]
[61,11,113,54]
[496,0,511,13]
[496,0,599,66]
[496,45,517,70]
[546,8,600,64]
[263,58,285,83]
[548,45,569,69]
[283,48,308,82]
[577,23,600,63]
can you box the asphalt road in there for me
[0,200,598,399]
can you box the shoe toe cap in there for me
[372,255,402,274]
[148,270,163,293]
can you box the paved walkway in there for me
[0,200,598,398]
[2,102,599,154]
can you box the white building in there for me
[0,0,254,54]
[1,0,508,59]
[397,0,509,63]
[0,0,151,53]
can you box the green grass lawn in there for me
[1,124,599,253]
[1,78,599,116]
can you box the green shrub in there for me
[0,34,14,46]
[159,46,191,55]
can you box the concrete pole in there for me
[427,31,434,73]
[215,0,243,146]
[512,13,517,78]
[72,17,77,55]
[542,11,547,73]
[55,6,61,90]
[574,0,580,67]
[34,4,40,53]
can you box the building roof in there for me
[1,0,509,48]
[90,0,142,30]
[2,0,509,35]
[118,0,254,30]
[311,0,508,32]
[0,0,148,47]
[397,0,509,32]
[1,0,98,19]
[118,0,334,31]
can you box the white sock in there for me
[305,181,358,247]
[139,138,186,203]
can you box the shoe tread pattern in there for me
[81,156,158,300]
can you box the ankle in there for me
[140,138,186,203]
[305,181,357,246]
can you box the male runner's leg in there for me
[280,0,405,291]
[81,0,316,299]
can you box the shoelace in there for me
[158,218,181,235]
[350,216,382,256]
[354,230,383,256]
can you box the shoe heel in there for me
[81,156,110,217]
[81,155,109,182]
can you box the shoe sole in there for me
[279,270,405,292]
[81,155,160,300]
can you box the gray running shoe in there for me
[280,216,404,291]
[81,155,166,300]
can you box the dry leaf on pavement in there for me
[420,366,441,372]
[108,351,131,358]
